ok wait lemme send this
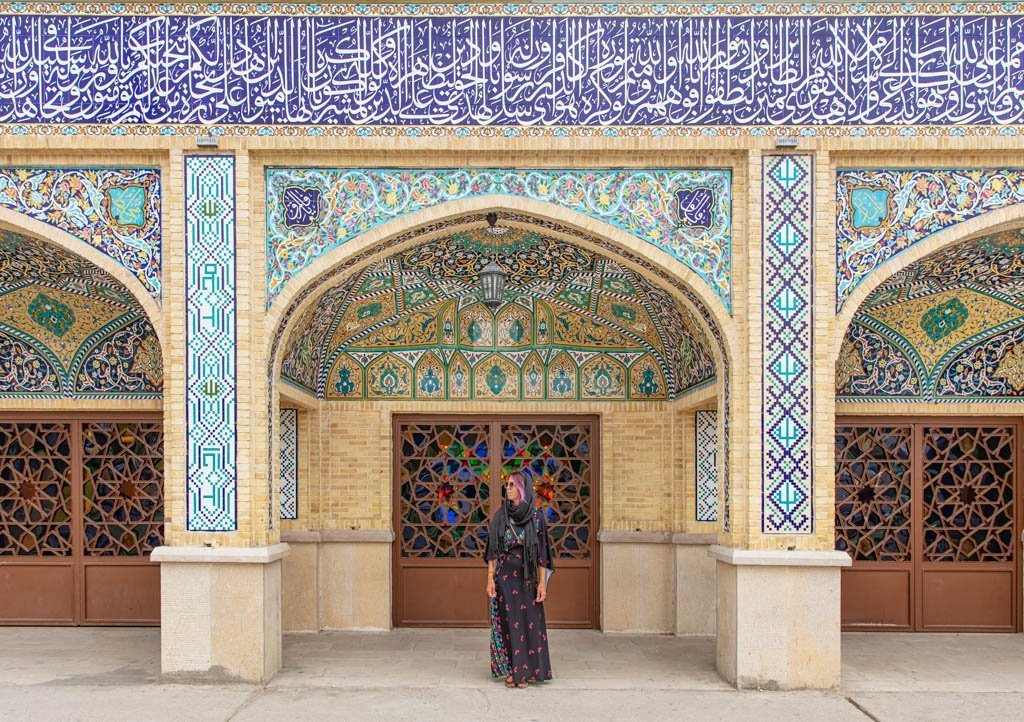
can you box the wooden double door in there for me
[393,415,599,628]
[836,418,1021,632]
[0,415,163,625]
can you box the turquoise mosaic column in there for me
[761,155,814,534]
[184,155,238,532]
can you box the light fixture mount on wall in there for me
[485,211,510,235]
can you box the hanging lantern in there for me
[478,260,508,310]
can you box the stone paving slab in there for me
[2,628,1024,721]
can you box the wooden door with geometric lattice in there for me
[836,418,1020,632]
[0,414,164,626]
[393,415,598,628]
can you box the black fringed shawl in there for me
[485,480,546,587]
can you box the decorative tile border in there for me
[4,3,1024,17]
[836,169,1024,311]
[279,408,298,521]
[0,168,162,300]
[695,409,719,523]
[1,14,1022,131]
[762,155,814,534]
[185,155,237,533]
[266,168,733,311]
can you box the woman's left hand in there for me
[534,584,547,604]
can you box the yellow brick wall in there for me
[3,142,1024,552]
[285,399,720,534]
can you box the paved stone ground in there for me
[1,628,1023,721]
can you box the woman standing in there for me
[485,470,555,689]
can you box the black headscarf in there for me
[486,474,543,587]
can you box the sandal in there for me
[516,681,529,689]
[505,675,515,688]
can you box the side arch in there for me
[0,208,164,342]
[835,203,1024,347]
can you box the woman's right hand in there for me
[486,578,497,599]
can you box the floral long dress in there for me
[487,507,554,684]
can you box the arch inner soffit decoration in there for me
[280,226,719,402]
[0,229,163,398]
[838,229,1024,402]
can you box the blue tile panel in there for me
[762,155,814,534]
[695,409,718,523]
[185,155,237,533]
[0,15,1022,127]
[279,408,298,521]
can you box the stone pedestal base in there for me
[152,544,290,683]
[710,545,851,690]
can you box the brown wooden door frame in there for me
[392,413,601,629]
[0,411,163,626]
[837,414,1023,633]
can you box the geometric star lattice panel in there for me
[501,422,593,560]
[762,154,814,534]
[279,229,717,402]
[398,421,492,559]
[0,229,162,398]
[921,426,1015,563]
[0,168,162,301]
[185,155,237,533]
[836,168,1024,312]
[695,409,718,523]
[0,422,73,556]
[82,421,165,556]
[834,425,913,562]
[838,230,1024,402]
[279,408,298,521]
[266,168,732,310]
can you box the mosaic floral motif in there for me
[0,330,61,394]
[840,230,1024,402]
[836,169,1024,311]
[75,317,162,395]
[266,168,732,310]
[934,325,1024,398]
[836,322,921,399]
[281,232,715,402]
[0,168,162,300]
[0,230,161,398]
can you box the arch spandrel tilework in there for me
[0,230,162,398]
[265,169,733,311]
[0,168,162,301]
[838,230,1024,402]
[836,169,1024,312]
[280,228,716,402]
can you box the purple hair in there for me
[506,470,528,502]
